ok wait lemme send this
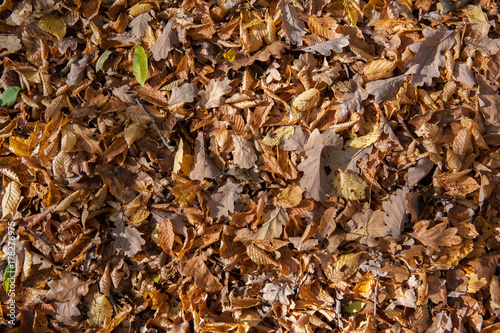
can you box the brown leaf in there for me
[411,220,461,251]
[190,132,220,180]
[207,181,243,218]
[183,256,223,293]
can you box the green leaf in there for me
[96,50,112,72]
[133,43,148,86]
[3,262,15,293]
[0,87,21,107]
[344,301,365,314]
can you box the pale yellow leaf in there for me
[333,170,367,200]
[2,181,21,219]
[292,88,320,112]
[363,59,396,81]
[129,3,153,17]
[273,185,304,208]
[347,125,381,148]
[38,15,66,41]
[9,136,30,156]
[54,190,80,212]
[261,126,295,146]
[88,295,113,325]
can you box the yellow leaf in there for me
[347,125,381,148]
[460,5,488,23]
[344,1,358,26]
[172,139,194,176]
[273,185,304,208]
[88,295,113,325]
[363,59,396,81]
[38,15,66,41]
[129,3,153,17]
[261,126,294,146]
[224,49,237,61]
[352,273,375,298]
[292,88,320,112]
[1,181,21,219]
[9,136,30,156]
[333,170,367,200]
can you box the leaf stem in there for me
[135,98,174,149]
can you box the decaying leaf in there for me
[300,36,350,56]
[46,272,90,317]
[110,212,146,257]
[411,220,461,252]
[190,132,221,180]
[199,78,232,108]
[208,181,243,218]
[404,28,455,86]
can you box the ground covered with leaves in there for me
[1,0,500,332]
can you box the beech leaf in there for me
[0,86,21,107]
[190,132,221,180]
[133,43,148,86]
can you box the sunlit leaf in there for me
[133,43,148,86]
[0,86,21,107]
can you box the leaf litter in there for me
[1,0,500,332]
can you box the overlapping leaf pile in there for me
[1,0,500,332]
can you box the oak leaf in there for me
[297,129,343,202]
[235,207,288,241]
[0,34,21,57]
[183,256,223,293]
[279,0,306,46]
[110,212,146,257]
[168,83,199,105]
[404,28,455,86]
[232,134,257,169]
[383,188,410,240]
[46,272,90,318]
[199,78,232,108]
[300,36,350,56]
[150,20,179,61]
[67,55,91,86]
[262,281,294,306]
[207,181,243,218]
[411,220,461,252]
[129,12,152,39]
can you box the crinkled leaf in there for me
[300,36,350,56]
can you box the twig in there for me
[373,276,380,330]
[135,98,174,149]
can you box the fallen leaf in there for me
[300,36,350,56]
[232,134,257,169]
[383,187,410,240]
[168,83,199,105]
[262,281,294,306]
[199,78,232,108]
[110,212,146,257]
[404,28,455,86]
[279,1,306,46]
[133,43,148,86]
[208,181,243,218]
[190,132,221,180]
[150,20,179,61]
[411,220,461,252]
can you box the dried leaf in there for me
[365,75,406,103]
[38,15,66,41]
[383,188,410,240]
[279,1,306,46]
[199,78,232,108]
[168,83,199,105]
[150,20,178,61]
[208,181,243,218]
[300,36,350,56]
[232,134,257,169]
[404,28,455,86]
[129,12,152,39]
[262,282,294,306]
[411,220,461,251]
[190,132,220,180]
[183,256,223,293]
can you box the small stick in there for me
[135,98,174,149]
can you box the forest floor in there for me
[1,0,500,332]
